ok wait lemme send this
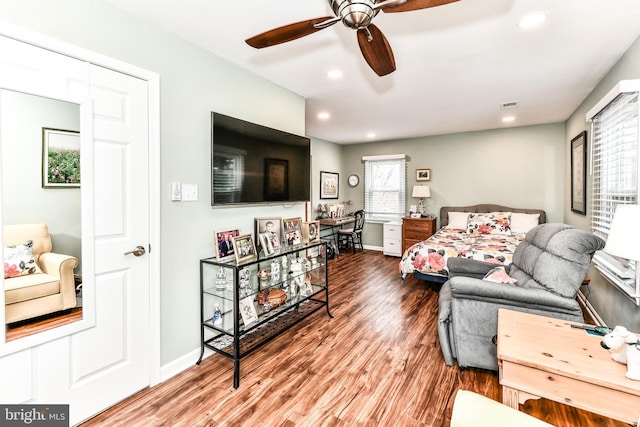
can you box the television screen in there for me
[211,112,311,206]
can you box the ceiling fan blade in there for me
[246,16,336,49]
[381,0,458,13]
[357,24,396,77]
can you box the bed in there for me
[399,204,546,283]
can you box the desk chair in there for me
[337,210,364,253]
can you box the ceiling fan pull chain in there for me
[364,27,373,42]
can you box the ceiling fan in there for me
[246,0,459,76]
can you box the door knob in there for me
[124,245,146,257]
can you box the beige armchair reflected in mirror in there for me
[1,89,83,344]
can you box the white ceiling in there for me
[101,0,640,144]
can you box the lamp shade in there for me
[412,185,431,198]
[604,204,640,261]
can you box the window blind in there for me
[363,154,406,221]
[590,91,639,238]
[588,81,640,303]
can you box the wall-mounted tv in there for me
[211,112,311,206]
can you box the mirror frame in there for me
[0,85,95,356]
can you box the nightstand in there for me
[383,221,402,257]
[402,216,437,253]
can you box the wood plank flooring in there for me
[80,250,629,427]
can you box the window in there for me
[363,154,406,221]
[587,80,640,302]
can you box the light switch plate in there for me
[181,184,198,201]
[171,182,181,201]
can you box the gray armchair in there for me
[437,223,605,371]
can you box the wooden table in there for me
[497,309,640,425]
[319,217,355,241]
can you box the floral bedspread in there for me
[399,228,526,279]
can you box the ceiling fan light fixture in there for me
[517,11,548,30]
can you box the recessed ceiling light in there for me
[327,69,343,79]
[366,132,376,138]
[502,116,516,123]
[518,11,548,30]
[318,112,330,120]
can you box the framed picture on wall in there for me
[264,158,289,201]
[416,168,431,181]
[42,127,81,188]
[320,171,339,199]
[571,131,587,215]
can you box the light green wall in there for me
[0,0,307,365]
[565,35,640,330]
[340,123,566,248]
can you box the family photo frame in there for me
[254,217,282,254]
[283,217,303,246]
[302,221,320,244]
[214,229,240,261]
[231,233,257,263]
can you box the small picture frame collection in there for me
[215,217,320,264]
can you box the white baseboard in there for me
[160,347,213,383]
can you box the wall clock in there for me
[348,174,359,187]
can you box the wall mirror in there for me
[0,87,94,355]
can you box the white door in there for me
[0,32,154,425]
[65,64,151,423]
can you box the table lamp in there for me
[412,185,431,216]
[603,204,640,287]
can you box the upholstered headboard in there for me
[440,204,546,228]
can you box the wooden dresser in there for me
[402,216,437,253]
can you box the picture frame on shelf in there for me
[416,168,431,181]
[302,221,320,244]
[320,171,339,199]
[231,233,257,264]
[214,229,240,261]
[259,232,275,256]
[42,127,81,188]
[571,131,587,215]
[283,217,303,246]
[254,217,282,252]
[239,296,258,326]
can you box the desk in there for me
[497,309,640,425]
[319,217,355,242]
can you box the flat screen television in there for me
[211,112,311,206]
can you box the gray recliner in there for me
[437,223,605,371]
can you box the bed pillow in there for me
[483,266,517,284]
[4,240,40,279]
[466,212,512,235]
[445,212,470,229]
[511,212,540,233]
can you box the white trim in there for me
[362,153,406,161]
[586,79,640,121]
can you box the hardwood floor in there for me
[80,251,628,427]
